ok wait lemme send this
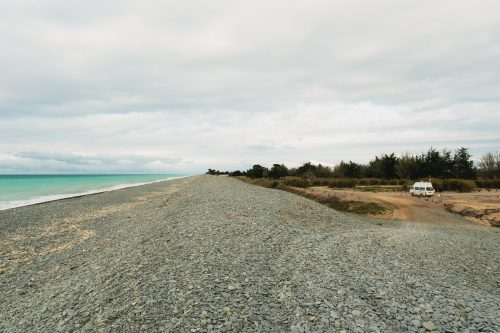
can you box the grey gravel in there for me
[1,175,499,332]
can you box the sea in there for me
[0,174,188,211]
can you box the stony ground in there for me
[0,175,499,333]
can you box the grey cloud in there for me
[0,1,499,172]
[1,151,184,174]
[2,1,499,116]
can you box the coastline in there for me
[1,175,498,332]
[0,174,193,211]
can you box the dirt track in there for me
[305,188,500,226]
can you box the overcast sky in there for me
[1,0,499,174]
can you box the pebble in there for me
[423,321,436,331]
[0,175,498,332]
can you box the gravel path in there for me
[1,175,499,333]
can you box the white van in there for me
[410,182,435,197]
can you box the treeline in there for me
[207,148,500,187]
[237,175,488,193]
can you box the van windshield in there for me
[426,187,433,191]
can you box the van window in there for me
[426,187,433,191]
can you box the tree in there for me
[439,149,454,179]
[366,156,382,178]
[335,160,362,178]
[246,164,268,178]
[424,147,442,177]
[406,148,455,179]
[396,153,418,179]
[366,154,403,179]
[207,169,228,175]
[453,147,475,179]
[315,164,334,178]
[379,153,398,179]
[269,164,289,179]
[229,170,243,176]
[297,162,317,178]
[478,152,500,179]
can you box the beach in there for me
[1,175,498,332]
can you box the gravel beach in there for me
[1,175,499,333]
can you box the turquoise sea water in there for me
[0,174,187,210]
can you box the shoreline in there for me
[1,175,498,332]
[0,174,194,211]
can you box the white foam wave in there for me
[0,175,190,211]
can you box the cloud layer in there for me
[1,1,499,173]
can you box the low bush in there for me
[358,178,369,186]
[430,178,476,192]
[282,177,310,188]
[357,186,401,192]
[475,178,500,189]
[236,175,485,193]
[398,179,410,186]
[309,178,331,187]
[313,194,386,214]
[327,178,357,188]
[359,178,381,185]
[444,179,476,192]
[252,179,274,188]
[430,178,445,192]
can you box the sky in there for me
[1,0,499,174]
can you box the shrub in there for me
[429,178,475,192]
[358,178,370,186]
[445,179,476,192]
[430,178,444,192]
[309,178,330,186]
[270,180,280,188]
[328,178,357,188]
[367,178,381,185]
[282,177,310,188]
[475,178,500,189]
[379,179,391,185]
[252,179,277,188]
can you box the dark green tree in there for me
[396,153,418,179]
[315,164,334,178]
[424,148,442,177]
[366,156,382,178]
[269,164,289,179]
[379,153,398,179]
[229,170,243,176]
[336,160,362,178]
[246,164,268,178]
[453,147,475,179]
[297,162,317,177]
[440,149,454,178]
